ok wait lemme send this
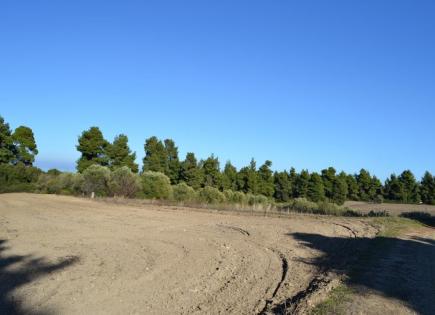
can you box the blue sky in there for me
[1,0,434,180]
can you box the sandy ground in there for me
[344,201,435,215]
[0,193,378,315]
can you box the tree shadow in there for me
[400,212,435,228]
[281,232,435,315]
[0,240,79,315]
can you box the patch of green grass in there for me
[372,216,423,237]
[311,285,354,315]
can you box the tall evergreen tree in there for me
[398,170,420,203]
[164,139,181,184]
[258,160,274,197]
[12,126,38,166]
[321,167,336,201]
[142,136,166,173]
[201,154,222,188]
[0,116,15,164]
[107,134,138,173]
[420,171,435,205]
[294,169,310,198]
[273,171,291,202]
[288,167,298,198]
[384,174,402,201]
[237,159,259,194]
[307,172,325,202]
[76,127,109,173]
[180,152,203,189]
[332,175,348,205]
[222,161,238,191]
[345,174,359,201]
[356,169,374,201]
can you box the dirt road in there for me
[0,193,379,314]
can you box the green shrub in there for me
[172,182,197,202]
[247,194,270,206]
[223,190,246,204]
[316,201,342,215]
[290,198,319,213]
[82,165,111,196]
[198,186,226,204]
[0,164,41,193]
[141,171,172,199]
[109,167,141,198]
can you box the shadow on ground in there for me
[279,232,435,315]
[400,212,435,228]
[0,240,78,315]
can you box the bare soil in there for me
[0,194,433,315]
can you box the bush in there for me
[0,164,41,193]
[37,172,78,194]
[172,182,197,202]
[290,198,319,213]
[109,167,141,198]
[198,186,226,204]
[247,193,270,206]
[223,190,247,204]
[82,165,111,196]
[141,171,172,199]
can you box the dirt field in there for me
[344,201,435,215]
[0,194,433,315]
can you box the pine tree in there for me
[107,134,138,173]
[180,153,203,189]
[0,116,15,164]
[142,136,166,173]
[76,127,109,173]
[294,169,310,198]
[398,170,420,203]
[384,174,402,201]
[356,169,373,201]
[12,126,38,166]
[420,171,435,205]
[164,139,181,184]
[222,161,238,191]
[307,172,325,202]
[321,167,336,201]
[345,174,359,200]
[237,159,259,194]
[332,175,348,205]
[258,160,274,197]
[201,154,222,188]
[273,171,291,202]
[288,167,298,198]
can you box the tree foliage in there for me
[107,135,138,173]
[76,127,109,172]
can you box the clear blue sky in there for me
[1,0,434,180]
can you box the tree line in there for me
[75,126,435,205]
[0,115,434,206]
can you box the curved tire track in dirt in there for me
[0,194,376,314]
